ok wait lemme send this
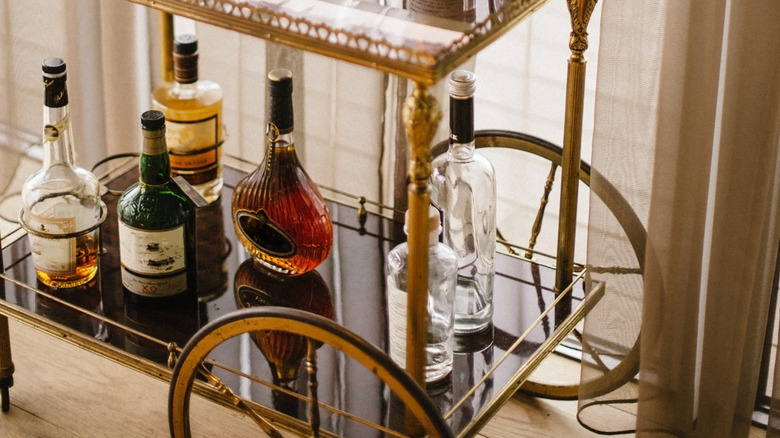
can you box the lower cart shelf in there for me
[0,155,602,437]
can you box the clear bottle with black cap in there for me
[21,57,105,289]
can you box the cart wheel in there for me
[433,130,645,400]
[169,307,454,438]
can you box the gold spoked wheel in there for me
[433,129,645,400]
[168,306,455,438]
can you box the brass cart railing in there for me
[0,0,604,435]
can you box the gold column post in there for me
[555,0,598,326]
[401,82,442,387]
[159,12,175,84]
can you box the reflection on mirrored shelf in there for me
[0,158,593,436]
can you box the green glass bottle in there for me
[117,110,197,308]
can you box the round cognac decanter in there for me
[232,69,332,275]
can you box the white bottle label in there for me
[28,214,77,275]
[118,222,187,297]
[387,282,408,369]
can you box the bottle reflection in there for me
[34,274,107,341]
[234,259,334,418]
[427,325,494,431]
[123,299,203,365]
[195,195,229,302]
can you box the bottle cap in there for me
[141,110,166,131]
[404,206,442,234]
[173,35,199,83]
[173,34,198,55]
[267,69,294,134]
[268,69,293,97]
[42,58,66,77]
[449,70,476,98]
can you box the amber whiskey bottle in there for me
[152,34,224,203]
[232,69,332,276]
[117,110,197,308]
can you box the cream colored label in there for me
[121,269,187,297]
[28,213,77,275]
[118,223,187,297]
[166,116,220,170]
[387,282,408,369]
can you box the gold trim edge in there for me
[124,0,549,85]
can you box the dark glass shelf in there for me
[0,157,598,436]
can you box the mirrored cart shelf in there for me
[0,156,601,436]
[124,0,549,84]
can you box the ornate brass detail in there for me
[402,83,442,187]
[567,0,599,54]
[135,0,548,84]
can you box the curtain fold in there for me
[580,0,780,436]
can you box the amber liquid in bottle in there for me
[33,234,99,287]
[232,69,332,276]
[152,34,223,203]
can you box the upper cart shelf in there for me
[125,0,549,84]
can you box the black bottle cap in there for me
[42,58,66,76]
[267,69,294,133]
[141,110,166,131]
[268,69,293,96]
[174,34,198,55]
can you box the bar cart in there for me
[0,0,603,436]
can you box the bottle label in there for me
[121,269,188,298]
[387,283,408,369]
[409,0,476,22]
[118,222,188,297]
[165,115,220,171]
[27,213,77,275]
[234,209,297,258]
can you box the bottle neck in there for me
[171,81,198,99]
[42,73,76,169]
[139,129,171,185]
[448,95,475,160]
[173,52,198,84]
[266,89,296,168]
[42,104,77,169]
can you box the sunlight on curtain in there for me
[0,0,148,238]
[580,0,780,436]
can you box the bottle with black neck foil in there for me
[232,69,332,276]
[21,58,105,289]
[152,34,224,203]
[431,70,496,335]
[117,110,197,308]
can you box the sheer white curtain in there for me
[580,0,780,436]
[0,0,147,235]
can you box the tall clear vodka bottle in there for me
[431,70,496,335]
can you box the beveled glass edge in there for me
[123,0,549,84]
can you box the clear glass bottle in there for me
[386,206,457,383]
[117,110,197,308]
[21,58,105,289]
[152,34,224,203]
[232,69,333,276]
[431,70,496,335]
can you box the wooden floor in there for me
[0,317,601,437]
